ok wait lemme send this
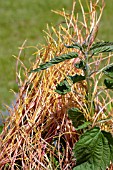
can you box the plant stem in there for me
[84,52,94,117]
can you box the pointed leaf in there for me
[67,108,85,128]
[104,78,113,89]
[92,46,113,54]
[102,131,113,162]
[75,121,91,130]
[74,61,86,70]
[30,52,78,72]
[89,42,113,54]
[55,78,71,95]
[55,74,85,95]
[73,162,93,170]
[73,127,111,170]
[90,42,113,50]
[103,64,113,78]
[68,74,85,84]
[65,42,82,50]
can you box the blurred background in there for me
[0,0,113,114]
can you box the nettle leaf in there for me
[73,127,111,170]
[74,61,86,70]
[75,121,91,131]
[73,162,92,170]
[55,78,71,95]
[30,52,78,72]
[101,131,113,162]
[67,108,85,128]
[104,78,113,89]
[90,42,113,50]
[103,64,113,78]
[68,74,85,84]
[92,46,113,54]
[65,42,82,50]
[89,42,113,54]
[55,74,85,95]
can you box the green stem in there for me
[84,52,94,116]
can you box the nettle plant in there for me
[31,4,113,170]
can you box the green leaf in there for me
[104,78,113,89]
[55,74,85,95]
[89,42,113,54]
[55,78,71,95]
[103,64,113,78]
[91,42,113,50]
[75,121,91,130]
[64,42,82,50]
[75,61,85,70]
[0,125,3,133]
[67,108,85,128]
[68,74,85,84]
[73,127,111,170]
[101,131,113,162]
[73,162,92,170]
[30,52,78,72]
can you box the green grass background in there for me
[0,0,113,111]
